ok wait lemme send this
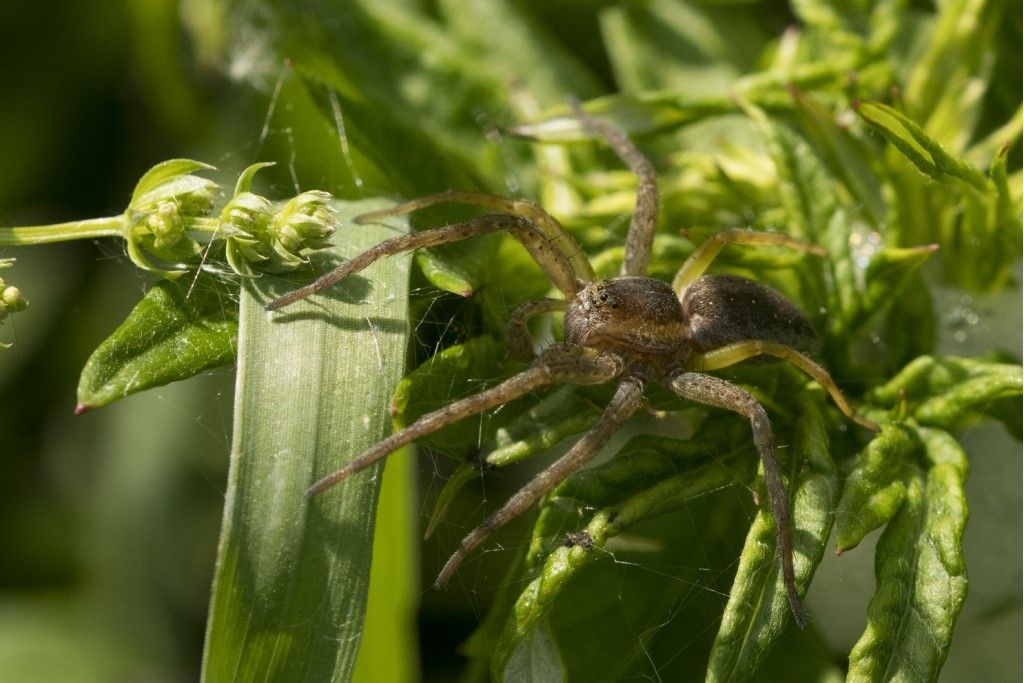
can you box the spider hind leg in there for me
[435,373,645,587]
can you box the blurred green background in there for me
[0,0,1019,681]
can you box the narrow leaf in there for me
[483,386,601,468]
[202,199,410,681]
[855,101,988,190]
[790,89,886,225]
[494,434,754,676]
[76,275,237,412]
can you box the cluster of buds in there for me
[0,159,337,278]
[126,160,337,276]
[219,164,336,275]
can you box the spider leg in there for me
[354,190,595,281]
[672,229,826,294]
[692,341,879,430]
[668,371,808,629]
[569,99,659,279]
[435,372,646,587]
[506,297,568,362]
[305,346,624,497]
[267,214,579,310]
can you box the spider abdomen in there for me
[680,274,815,353]
[564,276,686,356]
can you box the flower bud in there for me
[2,285,27,312]
[124,160,221,273]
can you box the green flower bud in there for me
[0,261,27,337]
[264,190,336,270]
[2,285,28,312]
[124,160,222,274]
[220,164,336,275]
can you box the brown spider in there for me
[267,102,878,629]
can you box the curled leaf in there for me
[847,426,968,682]
[833,424,917,553]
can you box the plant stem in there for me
[0,215,223,247]
[0,216,124,245]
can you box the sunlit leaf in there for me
[203,199,410,680]
[76,275,237,412]
[847,426,968,682]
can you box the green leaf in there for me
[502,623,566,683]
[129,158,216,205]
[600,0,769,96]
[868,356,1023,433]
[351,450,419,683]
[847,427,968,683]
[482,386,601,468]
[855,101,988,190]
[708,392,838,680]
[76,275,237,412]
[436,0,601,104]
[833,424,917,553]
[233,162,276,196]
[202,199,410,681]
[789,89,887,225]
[850,244,939,333]
[493,430,756,677]
[391,336,526,458]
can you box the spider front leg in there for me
[353,190,595,281]
[306,345,624,496]
[570,99,659,278]
[266,213,580,311]
[436,372,646,587]
[692,341,879,431]
[668,371,809,629]
[672,229,826,294]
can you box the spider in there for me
[267,101,878,629]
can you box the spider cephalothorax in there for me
[267,101,877,629]
[564,277,686,361]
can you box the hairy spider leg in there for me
[569,99,659,279]
[506,297,568,362]
[671,229,826,294]
[669,372,809,629]
[692,341,879,431]
[266,214,579,311]
[305,346,624,497]
[435,373,646,587]
[353,189,595,281]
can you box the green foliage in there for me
[0,0,1019,680]
[203,200,411,681]
[76,276,237,411]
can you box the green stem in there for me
[0,215,223,247]
[0,216,125,245]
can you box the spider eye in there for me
[598,291,608,302]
